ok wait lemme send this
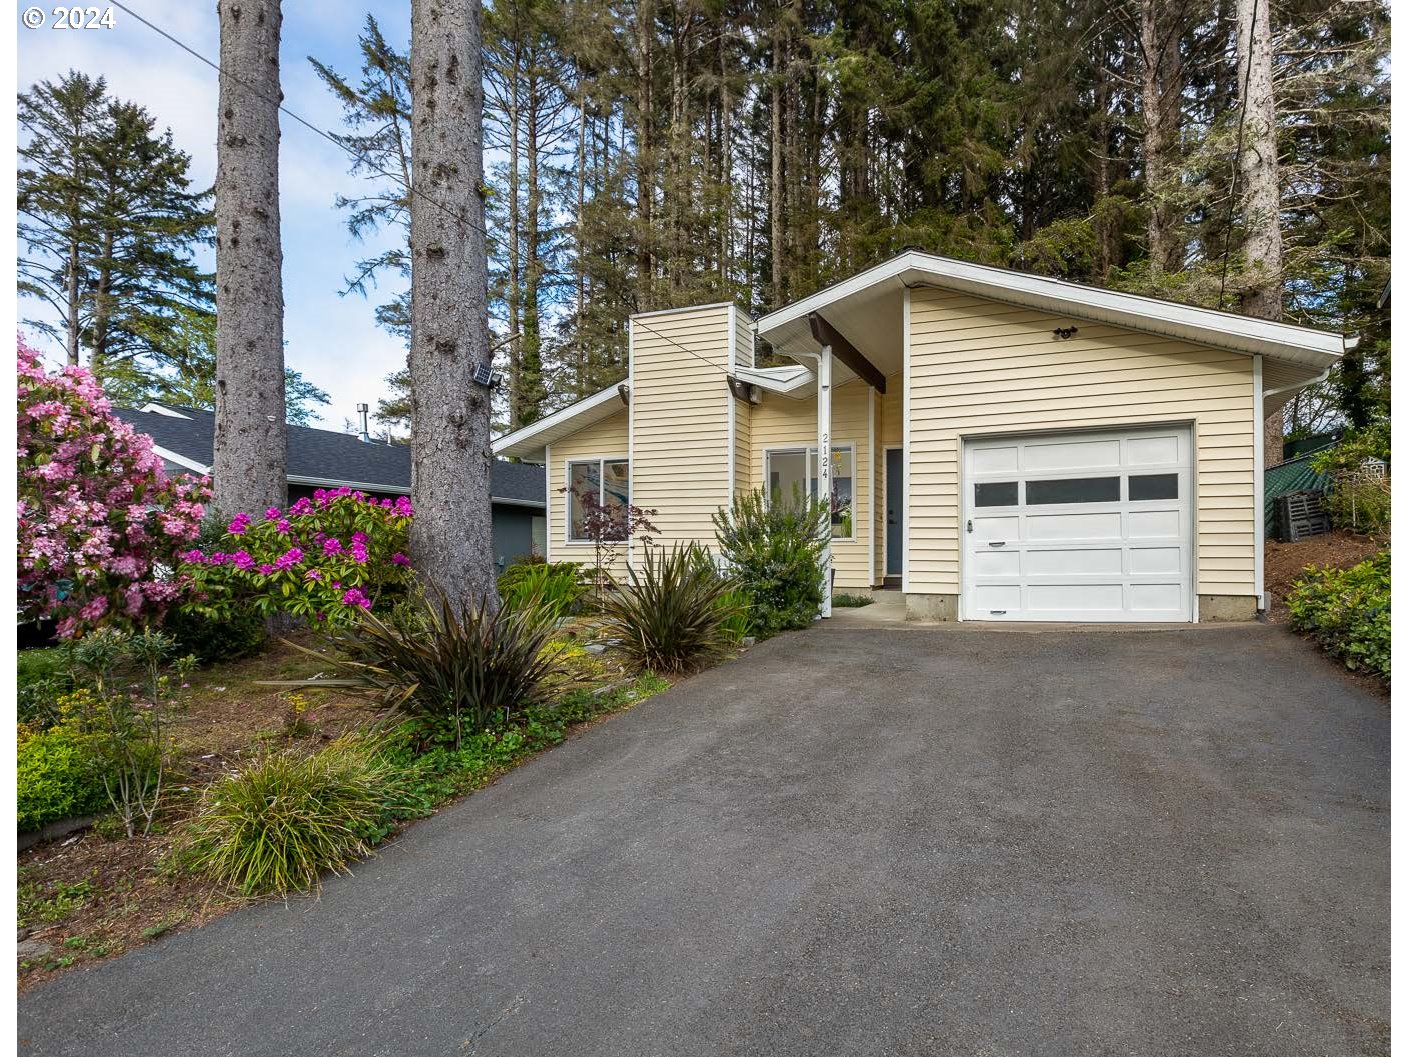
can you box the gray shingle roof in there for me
[113,404,545,508]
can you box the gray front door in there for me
[886,448,903,575]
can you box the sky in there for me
[17,0,415,430]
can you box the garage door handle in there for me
[987,541,1006,547]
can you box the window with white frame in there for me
[566,458,630,542]
[764,445,855,539]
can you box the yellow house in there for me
[494,251,1347,624]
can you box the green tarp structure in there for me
[1264,446,1335,536]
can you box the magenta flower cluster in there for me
[179,484,416,627]
[17,340,210,637]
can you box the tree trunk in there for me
[1235,0,1285,463]
[506,53,523,431]
[522,72,544,427]
[213,0,288,519]
[408,0,497,607]
[1140,0,1184,277]
[635,1,654,309]
[65,238,81,366]
[769,16,785,307]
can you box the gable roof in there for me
[492,384,627,461]
[115,403,545,508]
[756,250,1346,387]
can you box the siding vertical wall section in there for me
[905,287,1258,601]
[547,410,630,578]
[629,305,734,558]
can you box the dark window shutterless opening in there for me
[1025,476,1120,505]
[974,481,1019,507]
[1129,473,1179,501]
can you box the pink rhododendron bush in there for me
[18,340,210,636]
[179,488,415,626]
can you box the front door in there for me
[885,448,903,576]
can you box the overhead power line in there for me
[109,0,499,249]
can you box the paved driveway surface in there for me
[18,624,1388,1057]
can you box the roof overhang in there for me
[492,383,626,461]
[755,251,1346,389]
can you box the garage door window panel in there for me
[974,481,1019,507]
[1025,476,1121,505]
[1129,473,1179,501]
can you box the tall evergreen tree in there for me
[18,72,213,377]
[213,0,288,518]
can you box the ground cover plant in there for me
[1287,549,1390,681]
[832,593,874,608]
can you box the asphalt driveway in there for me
[18,623,1388,1056]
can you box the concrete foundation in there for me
[1198,594,1259,622]
[905,593,960,622]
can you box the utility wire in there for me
[1216,0,1259,311]
[110,0,500,249]
[113,2,803,392]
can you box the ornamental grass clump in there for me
[314,587,560,749]
[602,544,741,673]
[497,560,585,623]
[185,737,413,897]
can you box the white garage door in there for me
[962,427,1192,622]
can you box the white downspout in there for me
[1253,354,1265,613]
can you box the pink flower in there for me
[264,506,282,520]
[390,552,411,567]
[258,563,277,576]
[323,537,343,556]
[341,587,372,609]
[228,512,251,536]
[232,550,255,571]
[305,569,321,581]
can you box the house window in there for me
[567,458,629,542]
[764,445,855,540]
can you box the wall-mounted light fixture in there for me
[1052,326,1079,340]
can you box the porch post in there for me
[818,344,833,618]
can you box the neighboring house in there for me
[494,250,1350,623]
[115,403,546,569]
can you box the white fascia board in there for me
[150,444,210,474]
[756,249,1346,368]
[491,384,623,459]
[734,364,815,397]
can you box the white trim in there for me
[867,388,876,585]
[543,442,552,562]
[139,403,192,419]
[756,249,1346,367]
[150,444,210,475]
[492,384,623,458]
[901,286,911,596]
[734,363,815,396]
[563,455,631,545]
[626,320,636,573]
[486,495,547,509]
[630,300,735,320]
[818,346,832,618]
[1253,354,1266,611]
[727,304,737,507]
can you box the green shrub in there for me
[497,561,586,622]
[162,603,268,665]
[18,648,72,727]
[716,588,753,644]
[602,544,740,673]
[712,489,829,637]
[832,593,874,608]
[184,736,418,896]
[17,720,107,832]
[1323,477,1391,534]
[1287,549,1390,679]
[315,587,559,749]
[1310,423,1389,477]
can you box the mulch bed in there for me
[1264,529,1384,624]
[17,622,647,992]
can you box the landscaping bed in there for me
[17,625,676,992]
[1264,529,1383,624]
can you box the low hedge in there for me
[1287,549,1390,680]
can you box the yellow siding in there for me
[876,372,902,582]
[748,381,877,590]
[906,287,1257,599]
[734,399,753,496]
[547,408,630,578]
[630,305,733,559]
